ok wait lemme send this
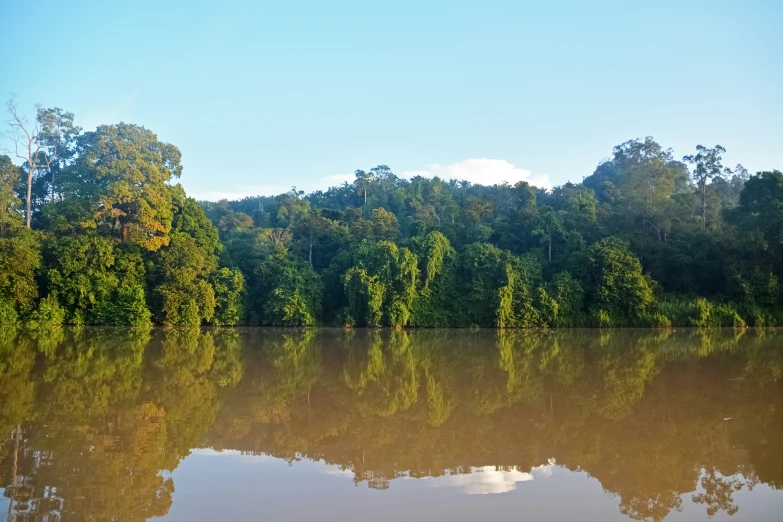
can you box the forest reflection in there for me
[1,327,782,521]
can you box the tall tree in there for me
[290,210,341,267]
[683,145,726,228]
[34,107,81,202]
[69,123,183,250]
[533,206,563,262]
[4,97,72,228]
[354,169,374,206]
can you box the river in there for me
[0,328,781,520]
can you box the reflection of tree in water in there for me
[0,332,36,449]
[0,327,244,522]
[595,333,661,420]
[0,328,782,521]
[254,329,322,422]
[341,330,463,427]
[40,327,148,419]
[210,329,244,387]
[145,328,223,465]
[256,329,782,521]
[620,492,682,522]
[497,330,545,403]
[693,467,743,516]
[344,331,418,417]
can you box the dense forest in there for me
[2,99,783,328]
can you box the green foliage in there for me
[657,297,749,328]
[459,243,511,326]
[537,271,586,327]
[153,232,217,326]
[409,233,456,327]
[0,229,41,319]
[211,267,245,325]
[44,233,149,326]
[171,187,222,258]
[27,294,66,331]
[0,155,23,228]
[587,237,655,326]
[694,297,713,328]
[718,304,746,329]
[458,243,541,327]
[265,287,317,326]
[257,246,322,326]
[344,267,384,326]
[289,209,345,268]
[730,170,783,271]
[596,309,613,328]
[98,283,152,327]
[68,123,182,251]
[656,298,694,327]
[549,271,585,326]
[370,207,400,242]
[496,262,542,328]
[532,205,563,262]
[728,263,779,309]
[420,231,453,290]
[0,299,18,324]
[536,286,559,326]
[2,106,781,327]
[649,312,672,328]
[342,241,419,327]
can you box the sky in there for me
[2,0,782,200]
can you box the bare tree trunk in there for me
[363,188,367,206]
[548,238,552,263]
[6,99,41,229]
[26,173,32,228]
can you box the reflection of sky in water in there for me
[161,450,783,521]
[192,449,558,495]
[420,461,555,495]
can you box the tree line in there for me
[2,98,783,327]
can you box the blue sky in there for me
[2,0,781,200]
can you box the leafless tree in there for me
[4,96,59,228]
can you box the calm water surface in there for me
[1,328,782,521]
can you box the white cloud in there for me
[403,158,551,189]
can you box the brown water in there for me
[1,328,782,521]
